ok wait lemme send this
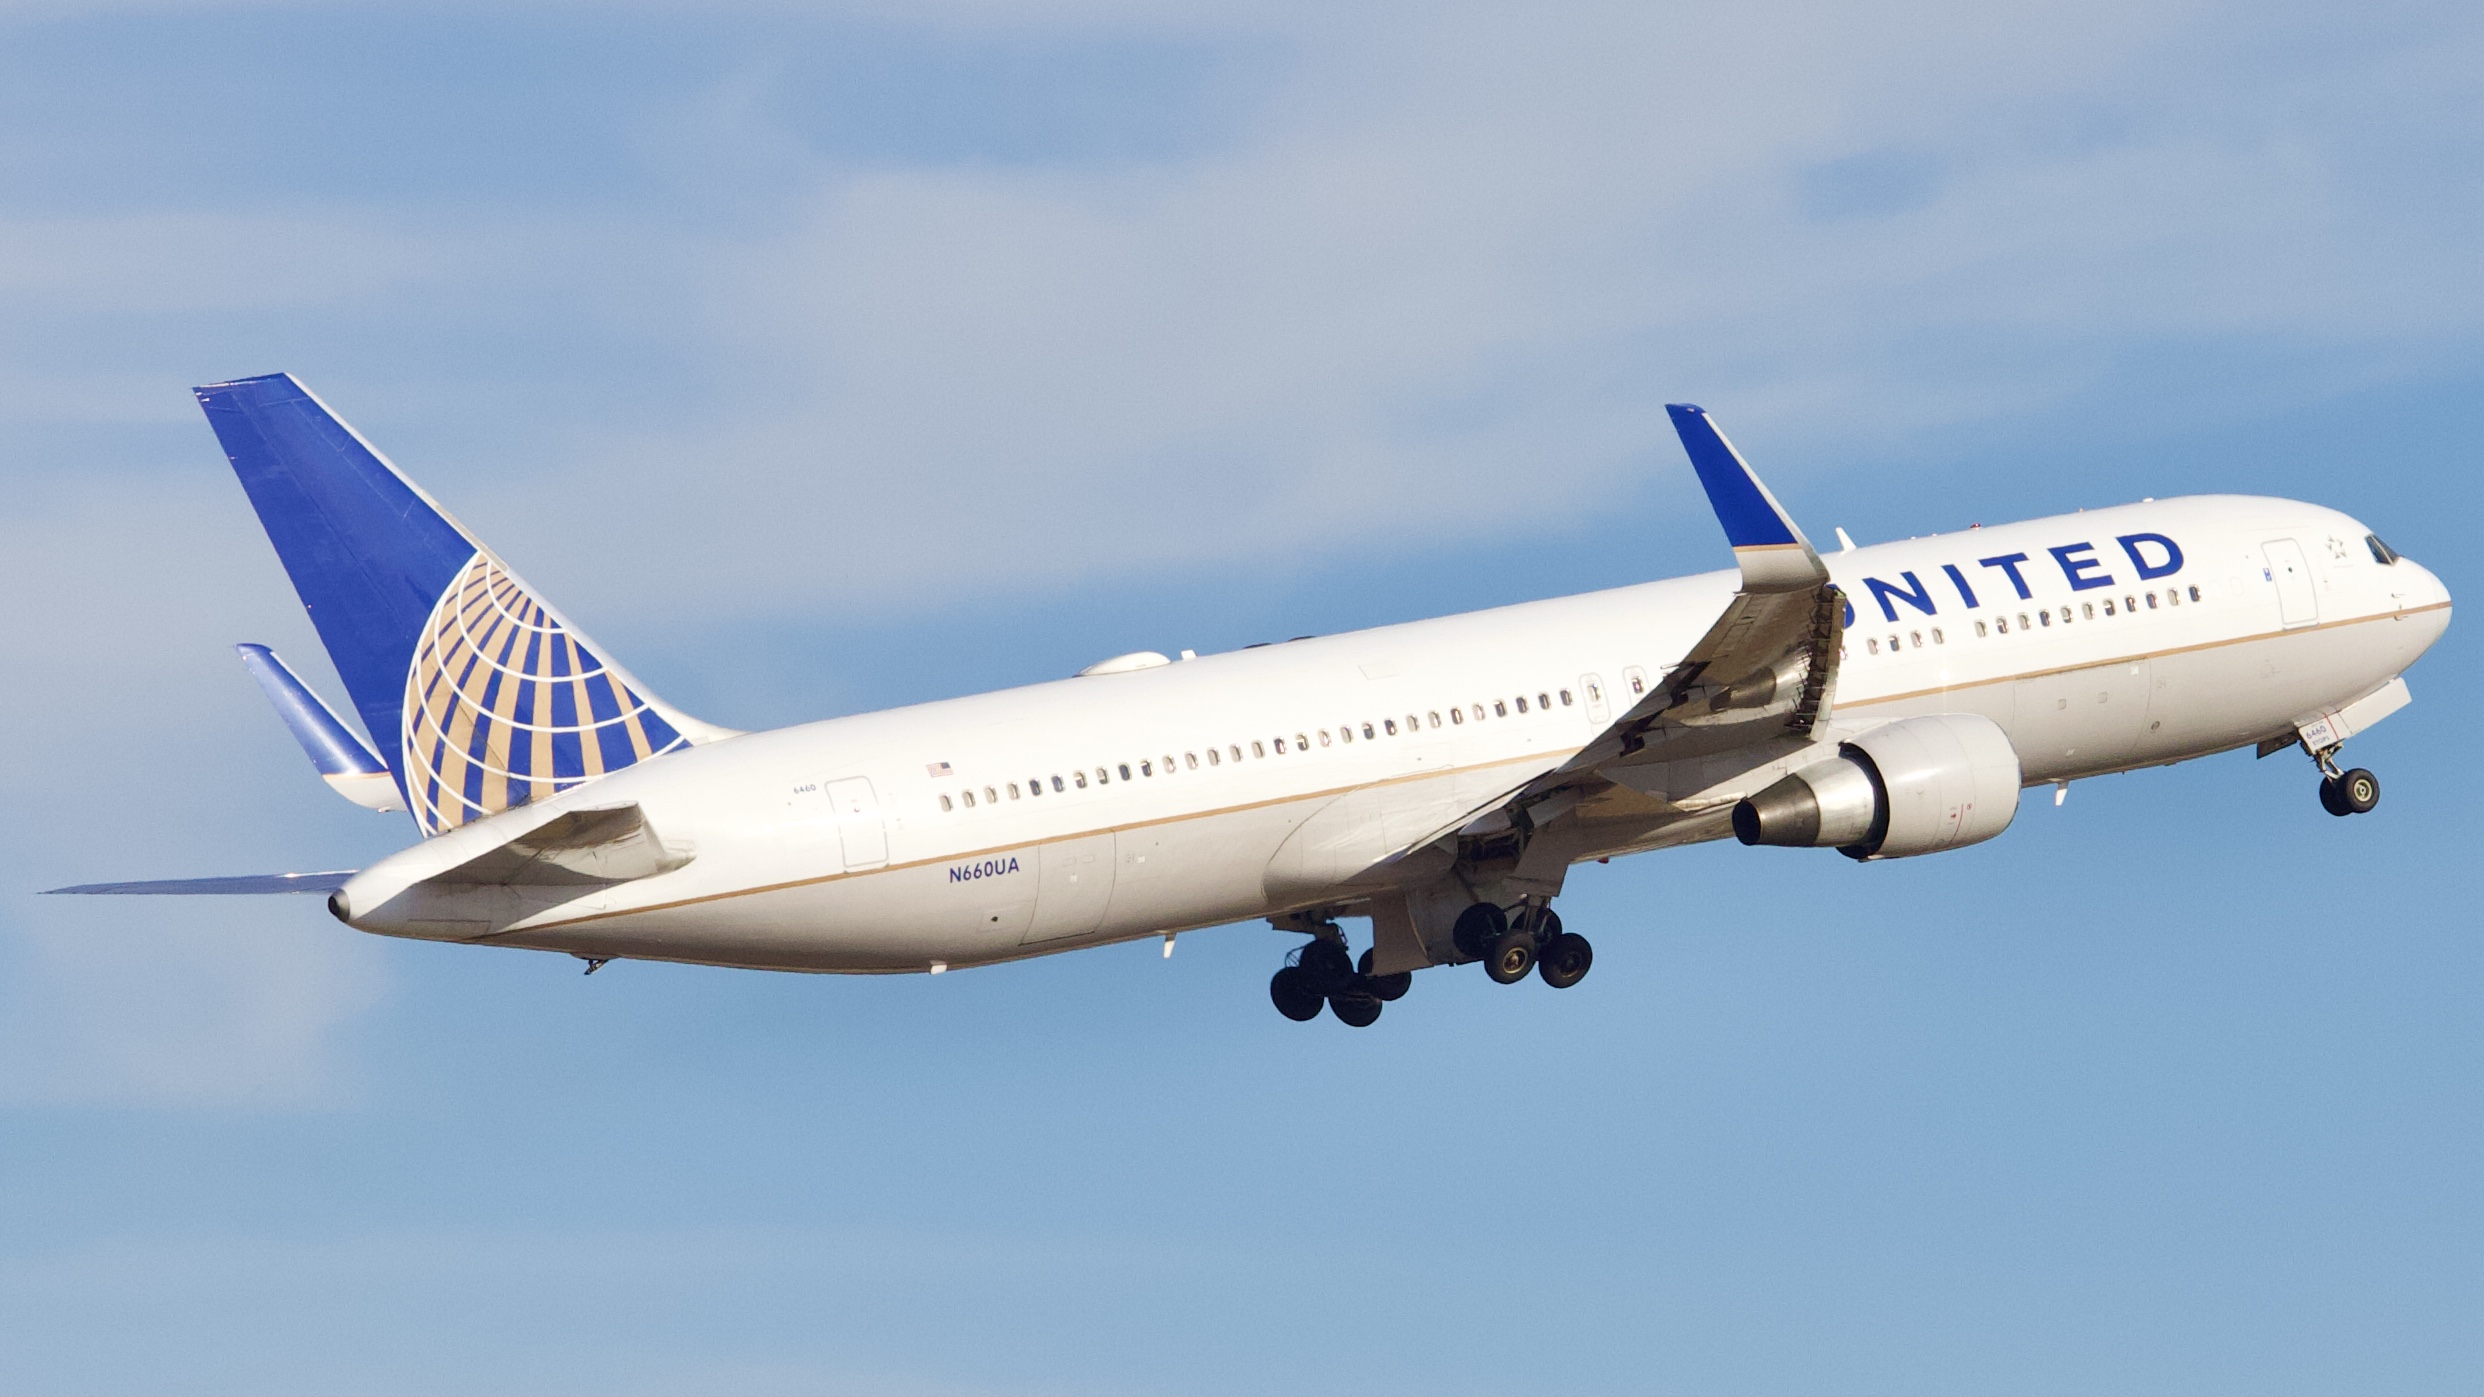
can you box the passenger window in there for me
[1318,730,1331,747]
[1362,723,1376,739]
[1888,634,1900,651]
[1384,718,1398,736]
[1251,741,1265,758]
[1140,760,1154,776]
[2019,613,2032,630]
[1052,775,1065,791]
[1185,752,1198,769]
[1008,782,1021,800]
[1625,667,1647,695]
[1472,704,1486,721]
[1118,764,1132,780]
[1074,771,1088,788]
[1494,701,1507,717]
[1339,726,1353,744]
[2081,603,2093,619]
[2145,592,2158,609]
[984,786,997,804]
[1296,733,1310,750]
[1229,745,1242,762]
[1515,696,1529,713]
[1867,637,1880,654]
[1097,767,1110,785]
[2124,595,2136,612]
[1429,711,1443,727]
[1909,631,1922,647]
[2188,585,2201,601]
[1273,738,1287,754]
[2039,611,2051,627]
[1206,748,1220,766]
[1974,620,1988,637]
[2165,589,2179,606]
[1027,778,1042,797]
[1406,715,1419,733]
[939,794,954,812]
[1558,690,1572,707]
[1931,627,1945,644]
[1996,617,2010,634]
[962,789,976,808]
[1450,707,1464,724]
[1537,693,1551,710]
[2103,598,2116,615]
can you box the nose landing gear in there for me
[2309,745,2381,817]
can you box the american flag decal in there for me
[926,761,954,777]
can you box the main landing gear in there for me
[1268,929,1410,1028]
[2310,747,2381,818]
[1452,902,1593,991]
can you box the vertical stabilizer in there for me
[196,374,725,835]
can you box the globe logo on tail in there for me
[402,552,687,834]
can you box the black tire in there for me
[1269,965,1324,1021]
[1356,948,1412,1002]
[1328,990,1383,1028]
[2318,775,2351,817]
[1538,932,1593,989]
[1451,902,1508,961]
[2340,767,2380,814]
[1484,928,1537,985]
[1298,938,1355,997]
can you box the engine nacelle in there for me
[1731,713,2022,860]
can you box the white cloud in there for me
[463,1,2483,621]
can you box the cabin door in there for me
[2264,539,2319,629]
[824,777,888,871]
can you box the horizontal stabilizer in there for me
[45,870,356,895]
[236,644,403,812]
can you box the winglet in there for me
[236,644,404,813]
[1666,404,1829,591]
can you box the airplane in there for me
[48,374,2453,1027]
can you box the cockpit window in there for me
[2366,533,2400,565]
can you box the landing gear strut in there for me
[1267,927,1404,1027]
[2311,746,2381,817]
[1461,901,1594,990]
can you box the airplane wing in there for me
[1403,404,1845,847]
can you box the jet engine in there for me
[1731,713,2021,860]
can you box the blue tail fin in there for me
[197,374,719,835]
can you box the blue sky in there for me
[3,2,2481,1391]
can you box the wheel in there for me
[1537,932,1593,989]
[1298,938,1355,997]
[1452,903,1508,961]
[1523,906,1564,945]
[1484,927,1537,985]
[2318,775,2350,817]
[1356,948,1412,1002]
[1269,965,1323,1021]
[1328,989,1383,1028]
[2339,767,2380,814]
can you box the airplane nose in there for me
[2401,556,2453,610]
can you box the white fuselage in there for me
[341,494,2450,973]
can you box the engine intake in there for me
[1732,713,2022,860]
